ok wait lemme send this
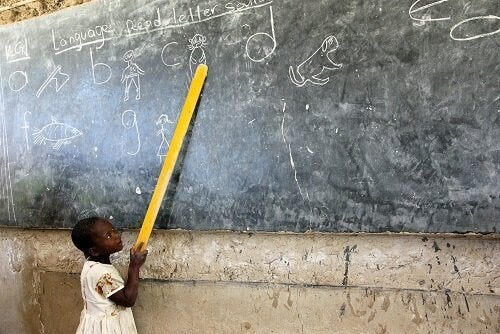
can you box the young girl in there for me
[71,217,148,334]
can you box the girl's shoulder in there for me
[83,261,120,278]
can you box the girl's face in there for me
[90,219,123,256]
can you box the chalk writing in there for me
[161,42,181,67]
[51,24,115,55]
[126,8,162,35]
[121,110,140,155]
[409,2,499,41]
[450,15,500,41]
[408,0,450,22]
[126,0,272,37]
[245,6,276,62]
[8,71,28,92]
[4,38,29,63]
[90,48,112,85]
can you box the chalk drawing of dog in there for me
[289,35,343,87]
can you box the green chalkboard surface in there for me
[0,0,498,232]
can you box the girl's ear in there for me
[89,247,99,257]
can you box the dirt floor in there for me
[0,0,89,25]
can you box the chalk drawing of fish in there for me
[33,118,82,150]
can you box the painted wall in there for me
[0,2,498,333]
[0,228,498,333]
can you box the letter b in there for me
[90,48,112,85]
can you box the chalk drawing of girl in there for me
[188,34,207,77]
[155,114,173,158]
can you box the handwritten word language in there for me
[52,24,115,53]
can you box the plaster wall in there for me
[0,228,498,333]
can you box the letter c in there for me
[161,42,181,67]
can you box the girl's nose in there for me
[112,229,121,238]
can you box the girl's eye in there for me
[107,234,111,239]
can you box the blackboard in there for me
[0,0,498,232]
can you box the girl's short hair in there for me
[71,217,101,254]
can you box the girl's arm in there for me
[109,244,148,307]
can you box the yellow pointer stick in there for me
[134,64,208,251]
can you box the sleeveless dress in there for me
[76,261,138,334]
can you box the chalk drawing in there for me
[155,114,174,158]
[36,65,69,98]
[121,50,144,101]
[32,117,82,150]
[188,34,208,77]
[121,109,141,155]
[289,36,343,87]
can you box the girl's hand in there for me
[109,243,147,307]
[129,242,148,268]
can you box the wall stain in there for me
[462,293,470,313]
[367,310,376,322]
[286,289,293,308]
[283,288,293,310]
[342,245,357,287]
[432,241,441,252]
[451,255,459,273]
[268,289,280,308]
[339,303,346,317]
[241,321,252,330]
[444,290,452,308]
[476,309,491,326]
[346,292,366,317]
[366,289,376,309]
[410,294,424,325]
[376,323,387,334]
[381,296,390,311]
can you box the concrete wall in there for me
[0,2,499,333]
[1,228,498,333]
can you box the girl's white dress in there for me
[76,261,138,334]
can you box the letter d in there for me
[154,8,162,27]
